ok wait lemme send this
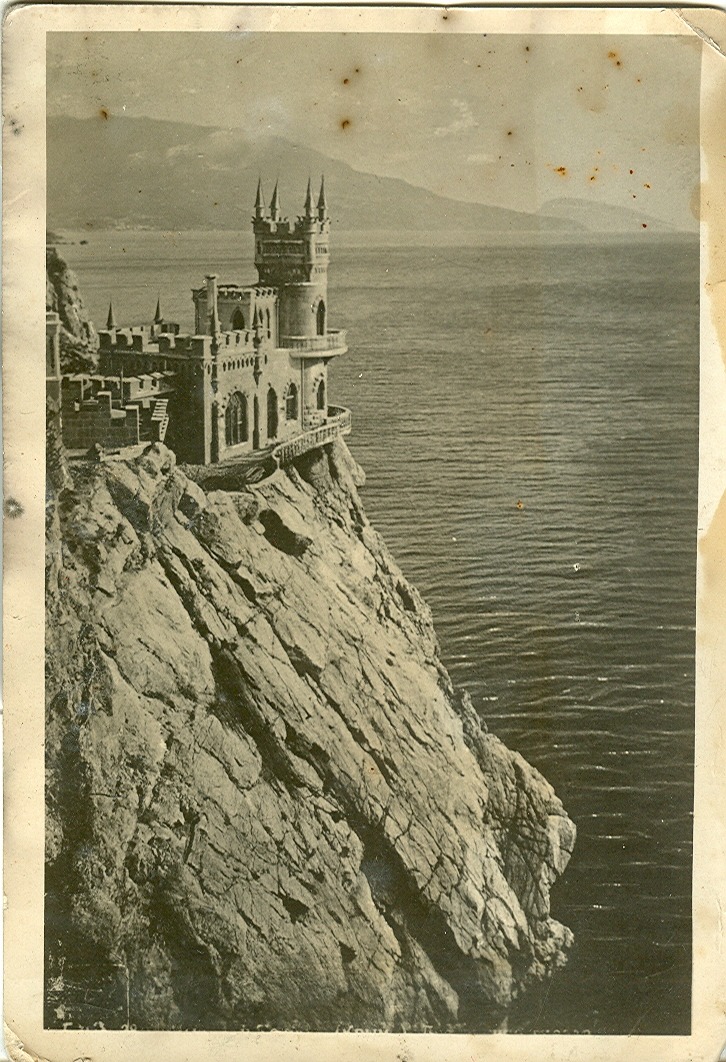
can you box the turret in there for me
[254,178,266,221]
[270,181,281,223]
[303,178,314,220]
[317,177,327,221]
[206,274,220,334]
[106,300,117,331]
[154,296,162,324]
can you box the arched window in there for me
[316,378,326,411]
[285,383,299,421]
[232,308,245,330]
[225,392,248,447]
[265,308,271,338]
[267,387,278,440]
[316,300,326,336]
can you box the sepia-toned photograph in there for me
[4,7,726,1061]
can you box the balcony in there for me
[273,406,352,467]
[277,329,347,358]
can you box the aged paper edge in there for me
[3,5,726,1061]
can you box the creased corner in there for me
[2,1027,50,1062]
[673,9,726,58]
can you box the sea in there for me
[58,228,698,1036]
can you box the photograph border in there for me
[4,5,726,1061]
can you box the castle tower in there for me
[253,177,331,341]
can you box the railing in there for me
[272,406,352,466]
[326,405,352,432]
[278,330,347,355]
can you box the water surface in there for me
[59,229,698,1035]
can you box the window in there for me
[265,308,271,338]
[267,388,278,439]
[316,300,326,336]
[232,308,245,331]
[225,392,248,446]
[316,378,326,411]
[285,383,299,421]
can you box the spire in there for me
[254,177,266,219]
[154,295,162,324]
[270,181,281,222]
[304,177,314,219]
[106,300,117,330]
[317,176,327,220]
[206,275,220,336]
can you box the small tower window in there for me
[265,308,271,338]
[267,387,278,439]
[232,308,245,330]
[225,392,248,446]
[285,383,299,421]
[316,378,326,411]
[316,300,326,336]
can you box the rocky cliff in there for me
[45,436,575,1032]
[46,245,98,372]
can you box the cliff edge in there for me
[45,438,575,1032]
[46,245,98,372]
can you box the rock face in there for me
[46,245,98,372]
[45,439,575,1032]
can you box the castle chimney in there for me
[317,176,327,221]
[205,274,220,334]
[254,178,266,220]
[106,300,117,330]
[303,177,314,219]
[270,181,281,222]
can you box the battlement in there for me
[63,371,175,403]
[191,283,276,303]
[99,329,214,359]
[253,217,329,239]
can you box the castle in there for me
[48,178,351,467]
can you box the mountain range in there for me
[47,115,572,235]
[47,115,691,237]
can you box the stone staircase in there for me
[151,398,169,443]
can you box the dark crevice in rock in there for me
[279,895,310,924]
[353,818,505,1033]
[396,580,417,613]
[209,646,313,793]
[258,509,311,558]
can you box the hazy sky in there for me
[47,32,701,226]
